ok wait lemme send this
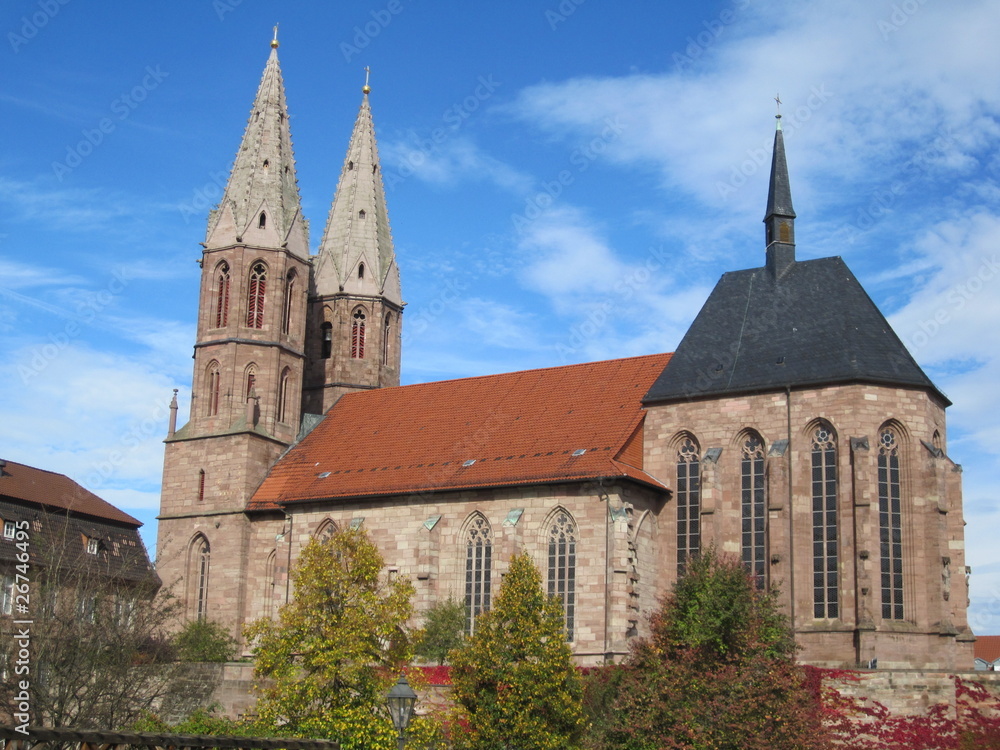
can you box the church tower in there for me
[157,32,311,629]
[303,76,403,414]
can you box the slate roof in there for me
[644,256,947,405]
[248,353,672,510]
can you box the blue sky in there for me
[2,0,1000,633]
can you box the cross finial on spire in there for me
[271,23,279,49]
[363,66,371,95]
[774,92,782,130]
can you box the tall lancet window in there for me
[206,361,221,417]
[740,432,767,588]
[277,367,291,424]
[247,262,267,329]
[281,270,296,336]
[878,426,904,620]
[547,510,577,640]
[214,263,231,328]
[383,313,392,365]
[464,514,492,635]
[351,308,366,359]
[321,322,333,359]
[811,422,839,619]
[676,436,701,575]
[192,536,210,621]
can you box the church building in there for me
[156,37,974,669]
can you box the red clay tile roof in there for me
[0,459,141,526]
[248,353,673,511]
[975,635,1000,664]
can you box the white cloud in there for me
[381,136,532,193]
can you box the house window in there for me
[282,270,296,336]
[2,520,15,539]
[351,309,366,359]
[214,262,231,328]
[547,510,577,639]
[195,537,211,621]
[676,436,701,575]
[321,322,333,359]
[741,432,767,588]
[878,427,904,620]
[277,368,291,424]
[811,423,839,619]
[1,575,13,616]
[464,514,493,635]
[86,537,99,555]
[246,262,267,329]
[206,361,221,416]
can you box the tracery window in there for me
[282,270,296,336]
[193,536,210,621]
[246,262,267,329]
[277,368,291,424]
[206,361,221,417]
[878,427,904,620]
[547,510,577,639]
[741,432,767,588]
[214,263,231,328]
[464,514,492,635]
[351,308,366,359]
[811,423,839,618]
[676,436,701,575]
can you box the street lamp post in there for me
[386,674,417,750]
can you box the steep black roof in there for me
[644,256,948,405]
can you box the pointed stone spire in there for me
[764,98,796,276]
[206,31,308,257]
[313,76,401,306]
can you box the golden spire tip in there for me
[271,23,279,49]
[362,65,371,95]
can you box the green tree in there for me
[594,550,829,750]
[415,597,465,665]
[451,552,585,750]
[244,527,417,749]
[174,618,239,662]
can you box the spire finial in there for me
[774,92,782,131]
[271,23,279,49]
[362,66,371,95]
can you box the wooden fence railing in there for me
[0,726,339,750]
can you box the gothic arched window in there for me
[246,262,267,329]
[383,313,392,364]
[264,549,276,618]
[321,321,333,359]
[206,361,221,417]
[214,262,231,328]
[676,436,701,575]
[244,363,257,402]
[547,510,577,639]
[740,432,767,588]
[277,367,291,424]
[351,308,366,359]
[811,422,839,619]
[464,514,493,635]
[878,426,904,620]
[192,536,210,621]
[281,269,296,336]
